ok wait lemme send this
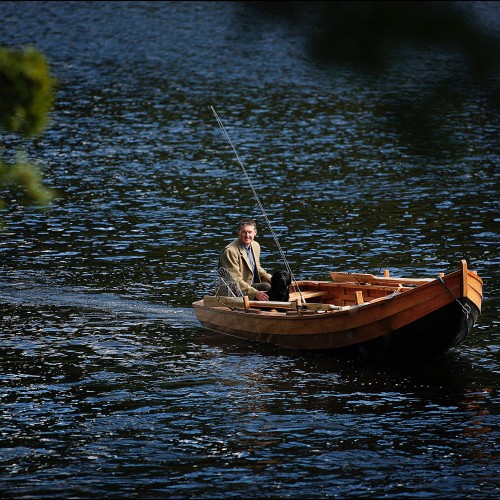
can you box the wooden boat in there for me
[193,260,483,359]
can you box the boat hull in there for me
[193,261,483,359]
[352,298,480,359]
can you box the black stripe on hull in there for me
[352,298,480,361]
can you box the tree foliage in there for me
[0,46,57,212]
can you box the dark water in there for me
[1,1,499,498]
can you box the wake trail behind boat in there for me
[0,281,197,325]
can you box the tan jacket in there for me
[219,238,272,299]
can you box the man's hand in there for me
[255,291,269,301]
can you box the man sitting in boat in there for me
[218,218,272,301]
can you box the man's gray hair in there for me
[237,218,257,232]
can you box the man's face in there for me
[238,224,257,247]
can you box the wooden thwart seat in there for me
[330,271,433,286]
[289,290,328,301]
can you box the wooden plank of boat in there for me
[330,271,433,285]
[289,290,329,301]
[202,295,342,311]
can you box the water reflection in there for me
[1,1,499,498]
[1,299,498,497]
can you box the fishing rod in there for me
[210,106,303,300]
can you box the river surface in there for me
[1,1,499,498]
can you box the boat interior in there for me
[287,268,434,307]
[201,269,435,313]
